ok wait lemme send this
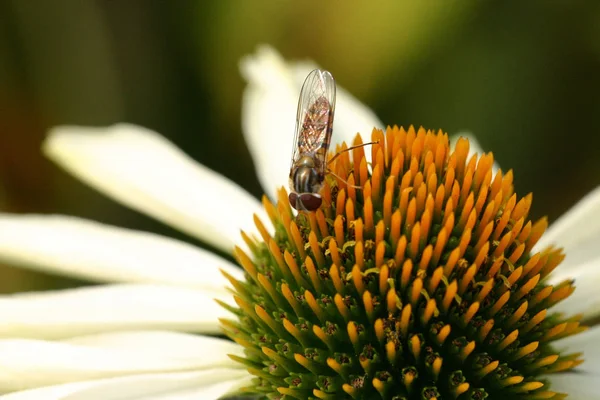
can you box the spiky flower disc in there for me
[221,126,584,400]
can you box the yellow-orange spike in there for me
[379,264,390,295]
[420,208,432,244]
[261,195,279,225]
[487,257,504,279]
[508,243,526,264]
[442,209,455,236]
[494,232,513,258]
[387,287,400,313]
[419,245,433,271]
[432,227,448,266]
[463,302,480,326]
[428,267,444,293]
[497,329,519,351]
[499,375,524,388]
[530,286,553,308]
[434,185,445,219]
[334,215,345,247]
[346,198,356,230]
[456,225,471,257]
[459,265,478,295]
[473,242,489,269]
[513,193,532,221]
[542,323,567,342]
[489,292,511,316]
[410,334,422,360]
[409,222,421,258]
[476,279,494,303]
[444,165,455,197]
[281,283,303,317]
[547,284,575,307]
[375,220,385,248]
[374,319,386,343]
[363,291,375,323]
[513,341,539,361]
[352,264,365,295]
[282,319,303,344]
[442,281,458,312]
[527,217,548,251]
[394,236,407,271]
[474,222,494,255]
[522,253,542,277]
[410,278,423,306]
[401,259,414,291]
[515,382,545,393]
[328,238,342,267]
[460,341,476,361]
[326,357,343,374]
[422,299,437,325]
[334,293,351,322]
[348,321,360,350]
[522,309,547,334]
[289,222,306,261]
[234,246,257,279]
[355,241,365,269]
[364,197,374,237]
[315,209,329,238]
[304,256,322,294]
[390,210,402,253]
[415,183,427,215]
[437,325,451,345]
[253,214,272,245]
[400,304,412,337]
[476,201,495,238]
[304,290,326,323]
[336,188,346,217]
[284,250,310,289]
[444,247,461,277]
[375,241,386,269]
[506,266,524,288]
[371,164,382,204]
[515,275,540,303]
[308,232,325,268]
[479,319,494,342]
[478,360,499,378]
[457,193,475,231]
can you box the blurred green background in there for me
[0,1,598,292]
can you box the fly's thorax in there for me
[290,155,322,194]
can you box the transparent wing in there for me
[290,69,336,171]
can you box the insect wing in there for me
[290,69,336,170]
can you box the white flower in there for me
[0,45,597,399]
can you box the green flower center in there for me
[221,126,584,400]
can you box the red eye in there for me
[289,192,299,210]
[289,192,322,211]
[299,194,322,211]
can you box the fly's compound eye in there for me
[299,193,322,211]
[289,192,299,210]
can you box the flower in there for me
[0,45,597,399]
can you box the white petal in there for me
[546,255,600,320]
[0,369,248,400]
[0,284,233,339]
[240,45,383,199]
[0,333,242,392]
[0,214,244,291]
[536,186,600,267]
[548,371,599,398]
[554,326,600,374]
[43,123,266,253]
[62,330,243,361]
